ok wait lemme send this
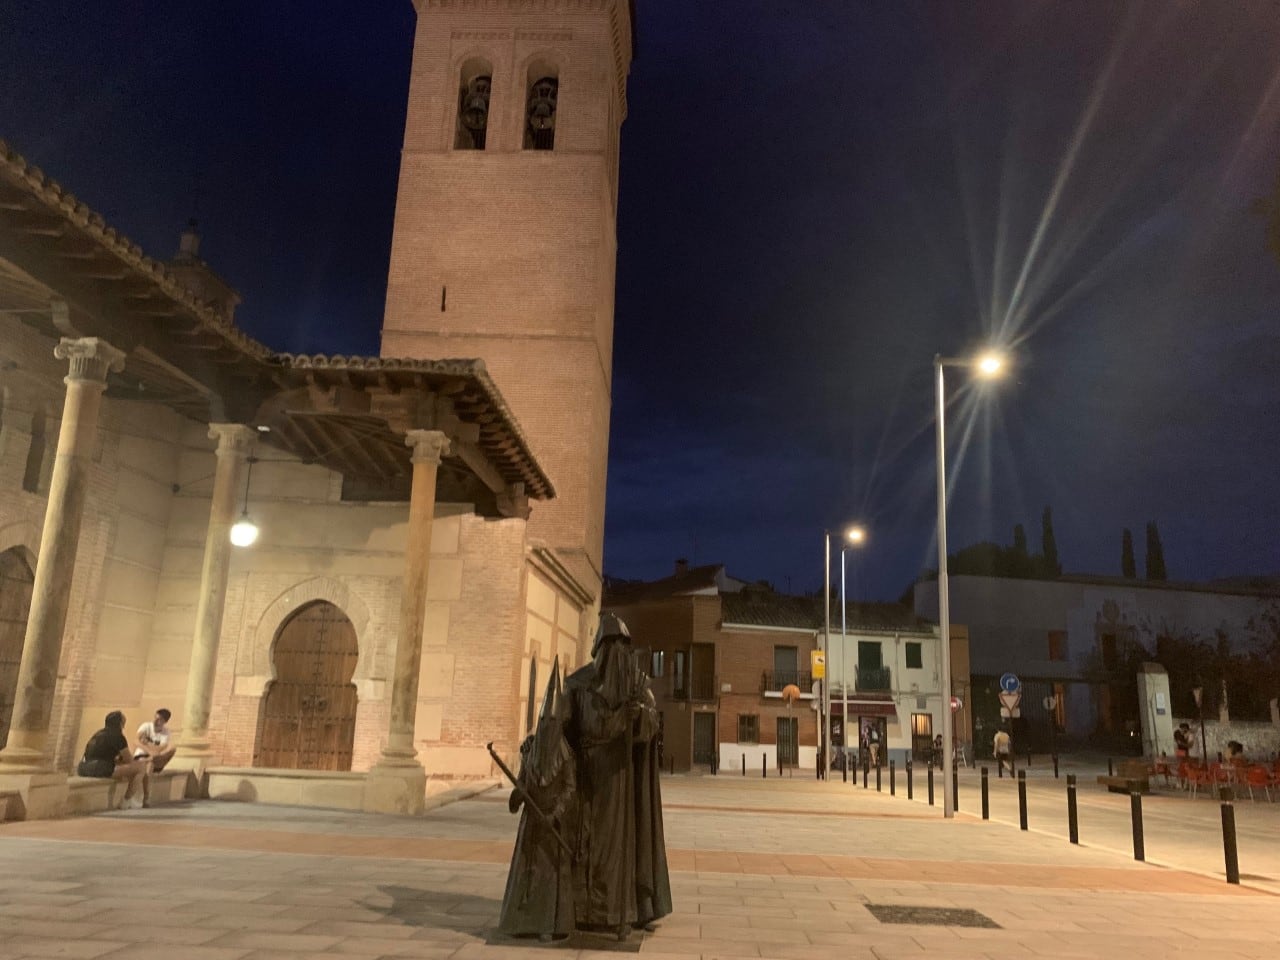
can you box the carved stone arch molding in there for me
[0,521,41,571]
[246,578,376,684]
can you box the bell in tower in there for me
[525,76,559,151]
[456,73,492,150]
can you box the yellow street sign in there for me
[811,650,826,679]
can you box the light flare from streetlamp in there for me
[975,352,1006,379]
[846,525,867,545]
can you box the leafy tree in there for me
[1121,528,1136,578]
[1145,522,1168,581]
[1041,506,1061,576]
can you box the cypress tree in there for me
[1012,524,1028,555]
[1121,528,1136,578]
[1145,522,1168,581]
[1041,506,1061,576]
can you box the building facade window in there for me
[905,642,923,669]
[651,650,665,677]
[737,714,759,744]
[454,59,493,150]
[1047,630,1068,661]
[673,649,687,698]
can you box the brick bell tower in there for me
[382,0,635,603]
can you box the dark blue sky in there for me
[3,2,1279,599]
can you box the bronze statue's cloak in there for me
[565,655,638,928]
[632,687,672,925]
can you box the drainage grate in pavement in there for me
[866,904,1000,928]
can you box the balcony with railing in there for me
[761,670,814,694]
[855,665,892,692]
[673,672,717,703]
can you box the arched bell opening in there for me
[523,60,559,151]
[253,600,359,771]
[455,57,494,150]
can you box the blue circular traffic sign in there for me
[999,672,1021,694]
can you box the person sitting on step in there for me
[133,707,176,807]
[77,710,147,809]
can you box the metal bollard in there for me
[842,756,847,783]
[1108,757,1114,777]
[981,766,989,820]
[927,759,935,806]
[907,756,914,800]
[863,756,869,789]
[1018,770,1028,830]
[670,755,675,776]
[1130,784,1145,861]
[763,754,767,778]
[876,762,882,792]
[1220,786,1240,884]
[953,766,959,811]
[1053,754,1059,779]
[890,759,896,796]
[1067,774,1079,844]
[742,753,745,776]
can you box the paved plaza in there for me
[0,771,1277,960]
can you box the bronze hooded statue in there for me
[563,614,672,940]
[498,657,577,940]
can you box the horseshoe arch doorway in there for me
[254,600,359,771]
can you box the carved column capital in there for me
[405,429,451,465]
[54,337,125,385]
[208,423,258,460]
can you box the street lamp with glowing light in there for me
[839,524,869,773]
[823,523,869,778]
[934,348,1008,819]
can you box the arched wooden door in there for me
[0,548,35,751]
[254,600,359,771]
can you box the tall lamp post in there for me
[841,526,867,773]
[935,350,1006,819]
[823,525,866,779]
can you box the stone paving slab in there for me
[1,775,1277,959]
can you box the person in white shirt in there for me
[134,708,175,808]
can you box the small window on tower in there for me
[454,59,493,150]
[523,63,559,150]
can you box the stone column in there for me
[0,337,124,773]
[364,429,449,815]
[177,423,257,764]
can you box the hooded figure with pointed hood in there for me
[499,657,577,940]
[564,614,671,939]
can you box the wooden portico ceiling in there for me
[0,139,552,516]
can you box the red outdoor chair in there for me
[1243,765,1276,802]
[1186,764,1215,799]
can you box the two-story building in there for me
[604,566,968,773]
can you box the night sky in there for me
[3,2,1279,600]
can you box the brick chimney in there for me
[674,558,689,576]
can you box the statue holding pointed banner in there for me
[495,658,577,940]
[491,615,672,943]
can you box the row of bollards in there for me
[877,756,1241,886]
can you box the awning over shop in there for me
[829,700,899,718]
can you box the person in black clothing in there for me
[77,711,147,808]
